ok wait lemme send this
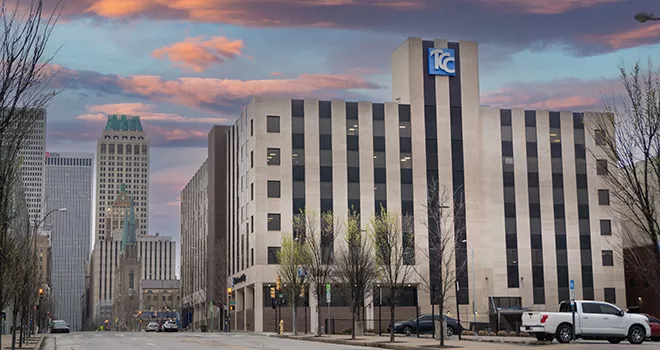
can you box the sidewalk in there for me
[1,333,43,350]
[276,334,548,349]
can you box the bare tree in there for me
[334,211,376,340]
[0,2,62,347]
[369,208,414,342]
[588,60,660,303]
[277,236,308,335]
[415,179,466,347]
[295,209,336,336]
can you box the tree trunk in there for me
[11,309,18,350]
[439,300,445,347]
[292,300,298,335]
[389,305,395,342]
[315,302,321,336]
[351,308,356,340]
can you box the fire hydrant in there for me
[279,320,284,335]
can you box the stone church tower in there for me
[112,187,141,330]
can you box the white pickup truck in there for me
[522,300,651,344]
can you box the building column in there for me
[365,294,374,330]
[309,290,318,335]
[254,283,264,332]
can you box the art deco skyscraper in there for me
[95,115,150,240]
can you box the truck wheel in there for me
[627,325,646,345]
[555,324,573,344]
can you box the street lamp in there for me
[635,12,660,23]
[461,239,476,327]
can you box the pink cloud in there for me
[582,23,660,50]
[481,77,621,111]
[152,36,244,72]
[472,0,623,14]
[77,102,230,123]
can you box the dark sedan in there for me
[388,314,463,337]
[50,320,70,333]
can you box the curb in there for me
[35,336,45,350]
[276,335,441,350]
[460,336,553,346]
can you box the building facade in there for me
[95,114,150,241]
[140,279,181,312]
[44,152,93,331]
[180,160,210,329]
[112,194,141,331]
[19,109,47,223]
[207,37,623,333]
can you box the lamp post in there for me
[635,12,660,22]
[461,239,476,327]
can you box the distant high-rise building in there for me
[95,115,150,241]
[18,109,47,223]
[44,152,93,331]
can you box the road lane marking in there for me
[94,334,102,337]
[146,343,155,347]
[130,338,137,340]
[114,334,125,337]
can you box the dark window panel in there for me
[267,115,280,133]
[573,113,584,129]
[504,203,517,218]
[552,174,564,188]
[373,136,386,152]
[267,148,281,165]
[348,199,360,213]
[527,172,539,187]
[597,159,608,175]
[551,143,562,158]
[292,100,304,118]
[505,233,518,249]
[401,200,414,215]
[450,107,463,140]
[346,102,358,120]
[267,213,281,231]
[267,180,281,198]
[292,134,305,149]
[578,204,590,219]
[531,235,543,249]
[529,203,541,218]
[321,199,333,213]
[600,219,612,235]
[555,235,567,250]
[398,104,410,122]
[526,142,538,157]
[598,189,610,205]
[293,199,305,214]
[400,137,412,153]
[319,101,332,118]
[507,266,520,288]
[347,135,359,151]
[575,144,586,159]
[375,200,387,215]
[500,109,512,126]
[401,169,413,184]
[579,235,591,250]
[320,166,333,182]
[549,112,561,128]
[576,174,588,189]
[292,166,305,181]
[595,129,607,146]
[553,204,565,219]
[525,111,536,127]
[604,288,616,304]
[374,168,387,183]
[602,250,614,266]
[347,167,360,183]
[320,135,332,150]
[267,247,281,264]
[501,141,514,157]
[503,172,515,187]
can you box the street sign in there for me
[230,301,236,305]
[569,279,575,300]
[325,283,331,304]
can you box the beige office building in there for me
[204,37,623,333]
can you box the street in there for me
[44,332,660,350]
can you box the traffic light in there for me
[276,275,281,291]
[271,298,277,309]
[229,305,234,311]
[270,287,275,299]
[38,288,43,296]
[227,287,232,299]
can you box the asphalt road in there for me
[44,331,660,350]
[47,331,381,350]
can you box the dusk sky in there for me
[39,0,660,270]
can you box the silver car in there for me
[145,322,158,332]
[162,320,178,332]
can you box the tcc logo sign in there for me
[428,48,456,76]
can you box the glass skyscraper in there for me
[45,152,93,331]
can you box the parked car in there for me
[50,320,70,334]
[387,314,462,337]
[162,320,178,332]
[522,300,651,344]
[145,322,159,332]
[642,314,660,342]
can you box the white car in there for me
[162,320,178,332]
[522,300,651,344]
[145,322,158,332]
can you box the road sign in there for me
[325,283,331,304]
[569,279,575,300]
[230,301,236,305]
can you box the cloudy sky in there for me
[39,0,660,263]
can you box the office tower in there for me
[19,108,47,223]
[95,115,150,241]
[44,152,93,331]
[203,37,622,332]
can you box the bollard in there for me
[279,320,284,335]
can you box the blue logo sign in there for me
[569,279,575,290]
[428,48,456,76]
